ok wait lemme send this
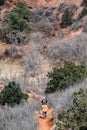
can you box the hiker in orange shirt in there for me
[41,98,48,119]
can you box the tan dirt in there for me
[64,28,83,40]
[1,0,83,9]
[24,0,82,8]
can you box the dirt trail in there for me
[22,90,45,103]
[38,108,54,130]
[23,89,55,130]
[64,28,83,40]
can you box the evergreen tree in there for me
[79,7,87,18]
[8,1,32,33]
[8,1,32,44]
[45,62,87,93]
[58,89,87,130]
[0,0,5,6]
[0,81,28,106]
[61,9,73,27]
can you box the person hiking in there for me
[41,99,48,105]
[41,98,48,119]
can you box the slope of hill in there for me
[0,0,87,130]
[5,0,83,8]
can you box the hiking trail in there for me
[37,108,54,130]
[23,90,55,130]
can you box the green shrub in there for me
[58,88,87,130]
[0,0,5,6]
[8,1,32,34]
[45,62,87,93]
[0,81,28,106]
[79,7,87,18]
[61,9,73,27]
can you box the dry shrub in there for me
[0,101,40,130]
[47,33,87,63]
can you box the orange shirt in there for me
[41,104,48,112]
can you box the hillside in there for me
[0,0,87,130]
[3,0,83,8]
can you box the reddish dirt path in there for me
[23,91,55,130]
[64,28,83,40]
[38,108,54,130]
[23,90,55,130]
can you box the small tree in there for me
[0,81,28,106]
[0,0,5,6]
[45,62,87,93]
[8,1,32,44]
[79,7,87,18]
[61,9,73,27]
[58,88,87,130]
[8,1,32,32]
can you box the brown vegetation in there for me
[0,0,87,130]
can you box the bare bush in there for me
[22,42,41,77]
[21,36,48,93]
[5,32,27,44]
[47,79,87,111]
[69,21,82,31]
[0,107,5,130]
[17,69,48,95]
[47,33,87,63]
[4,45,18,60]
[0,101,40,130]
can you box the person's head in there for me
[41,97,48,105]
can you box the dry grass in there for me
[0,60,24,80]
[47,32,87,64]
[0,101,40,130]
